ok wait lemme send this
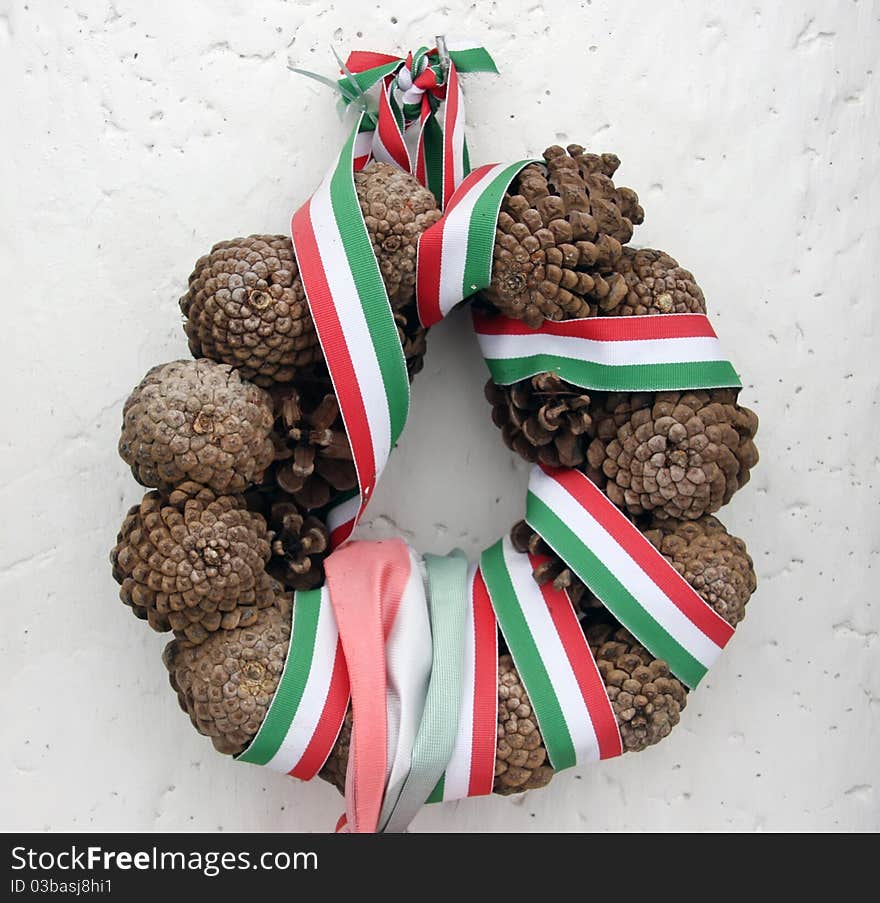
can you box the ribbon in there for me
[323,538,429,833]
[234,585,349,779]
[333,41,498,207]
[480,537,622,770]
[382,550,469,831]
[474,310,742,391]
[525,464,735,688]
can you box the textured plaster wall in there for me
[2,0,878,833]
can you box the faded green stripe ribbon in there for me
[381,550,469,832]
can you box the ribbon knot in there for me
[296,39,498,208]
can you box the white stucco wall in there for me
[2,0,878,832]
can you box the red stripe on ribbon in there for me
[329,518,357,551]
[469,568,499,797]
[539,465,735,649]
[289,639,351,780]
[415,163,500,326]
[291,199,376,534]
[473,311,720,342]
[441,62,461,208]
[530,554,623,760]
[345,51,402,73]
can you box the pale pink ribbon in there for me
[324,538,413,833]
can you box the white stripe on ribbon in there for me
[308,168,392,488]
[476,333,727,366]
[378,546,433,828]
[499,537,605,764]
[263,586,342,774]
[529,468,723,668]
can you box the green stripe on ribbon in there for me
[329,123,410,446]
[426,773,445,804]
[462,161,537,298]
[422,114,444,205]
[337,60,401,98]
[236,588,322,765]
[526,493,706,688]
[484,357,742,392]
[382,550,469,831]
[480,539,577,770]
[448,47,498,73]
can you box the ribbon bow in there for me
[312,41,497,208]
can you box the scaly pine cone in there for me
[118,359,275,494]
[164,601,292,754]
[587,390,759,520]
[598,247,706,316]
[485,374,592,469]
[180,163,440,386]
[110,482,281,646]
[481,144,644,327]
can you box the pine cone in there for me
[265,501,330,591]
[641,514,756,627]
[110,482,281,646]
[485,374,592,469]
[586,622,689,752]
[588,390,759,520]
[481,144,644,327]
[356,162,442,307]
[494,655,555,794]
[180,164,440,386]
[164,601,292,755]
[180,235,320,386]
[118,359,275,494]
[598,247,706,316]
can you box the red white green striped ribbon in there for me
[291,119,410,548]
[426,562,499,802]
[526,464,735,688]
[474,310,742,391]
[416,160,535,327]
[235,585,349,778]
[480,537,622,771]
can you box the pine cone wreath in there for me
[118,358,275,495]
[110,482,282,646]
[164,601,292,754]
[597,247,707,316]
[180,163,440,386]
[480,144,644,327]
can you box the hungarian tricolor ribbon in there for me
[525,464,736,688]
[333,41,498,207]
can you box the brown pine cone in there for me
[180,235,320,386]
[118,359,275,494]
[485,374,592,469]
[587,622,689,752]
[641,514,756,627]
[164,601,292,754]
[598,247,706,316]
[265,501,330,591]
[481,144,643,327]
[494,655,555,794]
[180,163,440,386]
[110,482,281,646]
[356,162,442,307]
[588,390,759,520]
